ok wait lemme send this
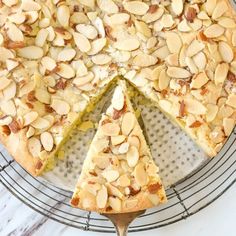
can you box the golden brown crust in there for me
[0,129,44,176]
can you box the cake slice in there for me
[71,81,166,213]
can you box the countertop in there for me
[0,181,235,236]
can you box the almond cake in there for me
[0,0,235,212]
[71,81,166,213]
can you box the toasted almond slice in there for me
[185,98,207,114]
[31,117,50,129]
[204,24,224,38]
[102,170,119,182]
[185,57,198,74]
[214,63,229,85]
[18,46,43,59]
[206,104,218,122]
[191,72,209,89]
[57,48,76,62]
[3,82,16,100]
[166,32,182,54]
[101,122,120,136]
[127,135,140,150]
[79,0,95,8]
[0,77,11,90]
[6,59,19,71]
[223,118,235,136]
[51,99,70,115]
[121,112,135,135]
[57,5,70,28]
[6,22,24,42]
[73,71,94,87]
[73,32,91,53]
[106,183,123,199]
[186,40,205,57]
[76,24,98,40]
[212,1,228,20]
[87,38,107,55]
[166,52,179,66]
[113,39,140,51]
[178,19,192,32]
[119,142,130,154]
[193,52,206,70]
[97,0,118,13]
[111,135,126,146]
[35,29,48,47]
[57,63,75,79]
[205,0,217,16]
[171,0,183,15]
[28,137,41,157]
[218,41,233,63]
[218,17,236,28]
[159,70,170,90]
[226,94,236,108]
[109,13,130,25]
[142,7,164,23]
[2,0,18,7]
[41,56,57,71]
[96,185,107,209]
[134,162,148,186]
[26,126,35,138]
[124,1,149,15]
[0,47,14,62]
[21,0,41,11]
[167,67,191,78]
[72,60,88,76]
[92,54,111,65]
[154,46,170,60]
[40,131,54,152]
[179,45,187,67]
[112,86,124,110]
[25,11,39,24]
[132,53,157,67]
[127,146,139,167]
[108,197,121,211]
[35,88,51,104]
[161,14,174,28]
[134,20,151,37]
[24,111,38,126]
[0,100,16,116]
[117,174,130,187]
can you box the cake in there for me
[71,80,166,213]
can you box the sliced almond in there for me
[204,24,224,38]
[26,126,35,138]
[0,100,16,116]
[6,22,24,42]
[114,39,140,51]
[35,29,48,47]
[167,67,191,78]
[6,59,19,71]
[31,117,50,129]
[127,146,139,167]
[121,112,135,135]
[218,17,236,29]
[133,53,157,67]
[28,137,41,157]
[41,57,57,71]
[3,82,16,100]
[193,52,206,70]
[186,40,205,57]
[73,32,91,53]
[223,118,235,136]
[161,14,174,28]
[134,162,148,187]
[159,70,170,90]
[79,0,95,8]
[24,111,38,126]
[178,19,192,32]
[206,104,218,122]
[18,46,43,59]
[57,5,70,28]
[142,7,164,23]
[205,0,217,16]
[0,77,11,90]
[109,13,130,25]
[218,41,234,63]
[111,135,126,146]
[96,185,107,209]
[171,0,183,15]
[166,32,182,53]
[51,99,70,115]
[0,47,14,62]
[108,197,121,211]
[118,142,130,154]
[40,131,54,152]
[57,48,76,62]
[92,54,111,65]
[97,0,118,14]
[101,122,120,136]
[87,38,107,55]
[57,63,75,79]
[212,1,228,20]
[76,24,98,40]
[185,57,198,74]
[73,71,94,87]
[226,94,236,108]
[185,98,207,115]
[21,0,41,11]
[123,1,149,15]
[214,63,229,85]
[112,86,124,111]
[35,88,51,104]
[191,72,209,89]
[102,170,119,182]
[134,20,151,38]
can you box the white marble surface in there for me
[0,182,235,236]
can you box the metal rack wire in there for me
[0,127,235,233]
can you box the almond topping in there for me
[121,112,135,135]
[28,137,41,157]
[101,122,120,136]
[127,146,139,167]
[51,99,70,115]
[40,132,54,152]
[134,163,148,187]
[96,185,107,209]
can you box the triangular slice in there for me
[71,81,166,213]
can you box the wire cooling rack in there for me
[0,125,235,233]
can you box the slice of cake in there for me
[71,81,166,213]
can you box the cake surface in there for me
[71,80,166,213]
[0,0,235,177]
